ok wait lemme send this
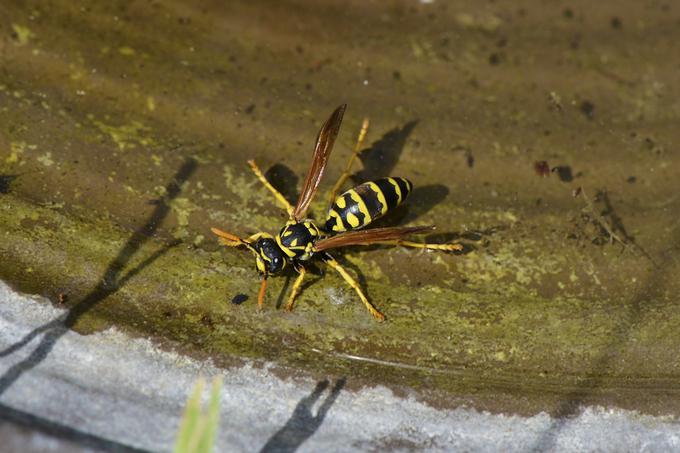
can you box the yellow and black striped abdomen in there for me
[325,177,412,232]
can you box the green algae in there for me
[5,141,34,165]
[1,190,678,414]
[10,24,34,46]
[90,117,156,151]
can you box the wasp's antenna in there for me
[211,227,258,256]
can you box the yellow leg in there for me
[327,118,370,207]
[374,239,463,252]
[245,232,268,243]
[284,265,306,312]
[324,254,385,322]
[247,159,295,217]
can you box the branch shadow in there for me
[260,377,346,453]
[530,225,676,450]
[0,403,150,453]
[0,158,197,398]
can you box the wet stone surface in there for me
[1,0,680,417]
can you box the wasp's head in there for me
[211,227,287,276]
[254,236,287,274]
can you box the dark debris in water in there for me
[232,294,248,305]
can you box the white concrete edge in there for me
[1,280,679,452]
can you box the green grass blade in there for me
[174,377,222,453]
[174,378,205,453]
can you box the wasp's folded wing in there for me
[293,104,346,221]
[313,225,434,252]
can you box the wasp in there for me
[211,105,461,321]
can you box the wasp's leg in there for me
[323,253,385,321]
[284,264,307,312]
[247,159,295,217]
[257,275,268,310]
[244,232,268,243]
[327,117,370,207]
[373,239,463,252]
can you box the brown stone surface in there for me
[1,0,680,416]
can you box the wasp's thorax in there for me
[254,236,287,274]
[276,220,321,261]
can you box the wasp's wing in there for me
[313,225,434,252]
[292,104,346,221]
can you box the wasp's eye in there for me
[255,237,285,274]
[268,255,284,273]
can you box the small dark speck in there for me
[570,37,581,50]
[580,101,595,119]
[489,53,502,65]
[232,294,248,305]
[0,175,18,194]
[200,314,215,328]
[305,83,312,90]
[551,165,573,182]
[563,8,574,19]
[393,71,401,81]
[611,17,622,29]
[465,150,474,168]
[244,104,255,114]
[627,176,637,183]
[534,161,550,177]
